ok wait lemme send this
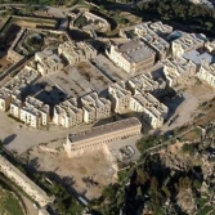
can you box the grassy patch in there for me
[0,186,24,215]
[197,205,213,215]
[181,128,201,141]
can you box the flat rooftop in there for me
[47,66,93,98]
[117,40,155,63]
[93,54,131,82]
[68,117,141,143]
[173,33,206,51]
[183,50,215,65]
[47,62,110,98]
[76,62,111,92]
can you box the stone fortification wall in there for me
[0,155,54,207]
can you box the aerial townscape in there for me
[1,0,215,215]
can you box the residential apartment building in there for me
[10,98,22,118]
[130,91,168,129]
[81,92,111,123]
[0,88,12,111]
[183,49,215,66]
[148,21,173,38]
[35,49,63,76]
[82,11,110,29]
[120,22,171,60]
[171,33,206,58]
[197,62,215,88]
[107,40,156,73]
[64,117,142,157]
[127,73,159,93]
[5,65,39,92]
[162,57,197,87]
[4,65,39,103]
[58,41,97,65]
[53,99,83,128]
[134,24,170,60]
[10,96,49,128]
[108,81,131,113]
[205,40,215,53]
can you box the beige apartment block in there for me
[130,91,168,129]
[162,57,197,87]
[81,11,110,29]
[127,73,160,93]
[11,96,49,128]
[205,40,215,53]
[0,155,54,207]
[35,49,63,76]
[10,98,22,118]
[148,21,173,38]
[108,81,131,113]
[134,24,170,60]
[64,117,142,157]
[58,41,97,65]
[142,106,165,129]
[81,92,111,123]
[82,106,96,124]
[4,65,40,105]
[5,65,40,92]
[127,73,166,96]
[23,96,50,127]
[0,88,12,111]
[53,99,83,128]
[197,63,215,88]
[171,33,206,58]
[107,40,156,73]
[120,22,171,60]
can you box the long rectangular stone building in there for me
[64,117,142,157]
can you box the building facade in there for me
[58,41,97,65]
[0,88,12,111]
[130,91,168,129]
[64,117,142,157]
[10,96,49,128]
[53,99,83,128]
[107,40,156,73]
[108,82,131,113]
[162,57,197,87]
[120,22,171,60]
[81,92,111,123]
[171,33,206,58]
[197,63,215,88]
[35,50,63,76]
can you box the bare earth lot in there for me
[0,56,12,72]
[28,144,118,200]
[161,78,215,132]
